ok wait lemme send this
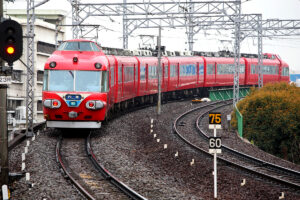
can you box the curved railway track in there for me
[56,132,148,200]
[173,100,300,190]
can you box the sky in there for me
[5,0,300,73]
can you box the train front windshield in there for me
[43,70,108,92]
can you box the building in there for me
[4,9,66,131]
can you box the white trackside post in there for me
[214,127,217,199]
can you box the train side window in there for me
[101,71,108,92]
[199,64,204,75]
[164,64,168,78]
[170,65,176,77]
[110,67,114,87]
[207,64,215,75]
[135,64,138,83]
[124,66,134,83]
[240,64,245,74]
[282,67,289,76]
[91,42,101,52]
[43,70,49,91]
[217,64,224,75]
[180,64,185,76]
[191,64,196,75]
[251,65,256,74]
[118,65,122,83]
[140,65,146,80]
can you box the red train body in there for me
[42,39,290,128]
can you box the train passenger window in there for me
[140,66,146,80]
[124,67,134,82]
[110,67,114,87]
[170,65,177,77]
[199,64,204,75]
[101,71,108,92]
[251,65,256,74]
[135,65,138,83]
[149,65,157,79]
[282,67,289,76]
[164,65,168,78]
[191,64,196,75]
[118,65,122,83]
[91,43,101,52]
[207,64,215,75]
[43,70,48,91]
[180,65,185,76]
[240,64,245,74]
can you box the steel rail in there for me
[56,136,96,200]
[86,132,148,200]
[173,101,300,190]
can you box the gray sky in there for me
[6,0,300,73]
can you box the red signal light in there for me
[89,102,95,107]
[6,46,15,54]
[53,101,59,107]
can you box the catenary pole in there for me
[157,26,162,115]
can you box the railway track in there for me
[173,100,300,190]
[56,132,147,200]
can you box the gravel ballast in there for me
[2,100,300,199]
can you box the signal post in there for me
[208,112,222,199]
[0,17,23,187]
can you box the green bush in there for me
[232,82,300,164]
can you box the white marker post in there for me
[209,112,222,199]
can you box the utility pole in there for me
[157,26,161,115]
[0,0,9,186]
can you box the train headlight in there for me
[94,63,102,69]
[86,100,104,110]
[49,61,56,68]
[44,99,61,109]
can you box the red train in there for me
[43,39,290,128]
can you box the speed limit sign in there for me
[209,137,222,149]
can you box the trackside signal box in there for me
[0,19,23,66]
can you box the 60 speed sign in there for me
[209,137,222,149]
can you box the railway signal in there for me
[0,19,23,66]
[208,112,222,199]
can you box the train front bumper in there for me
[47,121,101,128]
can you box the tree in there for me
[232,82,300,164]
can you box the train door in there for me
[197,62,204,86]
[276,64,280,82]
[162,63,167,92]
[135,63,138,95]
[121,64,124,99]
[146,64,149,91]
[109,65,115,105]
